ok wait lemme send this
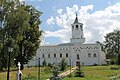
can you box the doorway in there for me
[76,61,80,66]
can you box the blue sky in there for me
[21,0,120,45]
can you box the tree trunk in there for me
[19,41,24,70]
[20,62,24,70]
[117,54,120,65]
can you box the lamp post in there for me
[69,58,71,77]
[38,58,40,80]
[7,46,13,80]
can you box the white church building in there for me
[28,14,106,66]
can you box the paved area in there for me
[58,67,76,77]
[46,67,76,80]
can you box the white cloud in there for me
[46,3,120,44]
[46,16,55,25]
[57,9,63,14]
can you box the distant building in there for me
[28,14,106,66]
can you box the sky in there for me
[20,0,120,45]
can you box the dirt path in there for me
[58,67,76,77]
[46,67,76,80]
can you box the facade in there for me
[28,14,106,66]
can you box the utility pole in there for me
[38,58,40,80]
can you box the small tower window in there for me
[76,25,78,29]
[80,25,83,31]
[72,26,74,29]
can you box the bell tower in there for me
[70,14,85,44]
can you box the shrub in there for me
[75,65,85,77]
[42,59,47,67]
[110,67,119,70]
[59,58,67,71]
[44,67,51,73]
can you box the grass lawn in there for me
[0,65,120,80]
[0,67,52,80]
[64,65,120,80]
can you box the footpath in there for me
[58,67,76,77]
[46,67,76,80]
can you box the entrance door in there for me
[76,61,80,66]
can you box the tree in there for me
[75,63,84,77]
[96,41,105,52]
[104,29,120,64]
[50,65,61,80]
[0,0,42,70]
[42,59,47,67]
[59,58,67,71]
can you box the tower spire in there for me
[74,13,79,23]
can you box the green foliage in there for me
[44,67,52,73]
[59,58,68,71]
[75,64,85,77]
[0,0,42,70]
[42,59,47,67]
[48,63,53,68]
[104,29,120,64]
[51,65,61,80]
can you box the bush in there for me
[48,63,53,68]
[50,65,62,80]
[42,59,47,67]
[75,68,85,77]
[93,63,97,66]
[59,58,67,71]
[75,64,85,77]
[110,67,119,70]
[44,67,51,73]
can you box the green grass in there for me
[64,65,120,80]
[0,65,120,80]
[0,67,52,80]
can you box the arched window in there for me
[80,25,82,31]
[43,54,44,58]
[72,26,74,29]
[77,54,79,60]
[88,53,91,57]
[60,54,62,58]
[66,53,68,57]
[76,25,78,29]
[48,54,50,58]
[94,53,96,57]
[54,54,56,58]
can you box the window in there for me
[72,26,74,29]
[54,54,56,58]
[88,53,91,57]
[43,54,44,58]
[94,53,96,57]
[80,25,82,31]
[77,54,79,60]
[66,53,68,57]
[48,54,50,58]
[60,54,62,58]
[76,25,78,29]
